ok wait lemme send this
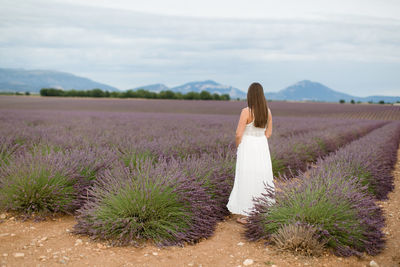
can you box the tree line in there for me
[339,99,387,104]
[39,88,230,101]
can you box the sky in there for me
[1,0,400,96]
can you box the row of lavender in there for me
[269,120,387,176]
[0,109,362,154]
[0,109,385,175]
[2,96,399,120]
[245,121,400,256]
[0,109,390,248]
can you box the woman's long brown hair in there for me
[247,82,268,128]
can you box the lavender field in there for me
[0,95,399,257]
[1,95,400,120]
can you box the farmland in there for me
[0,95,399,267]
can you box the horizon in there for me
[1,1,400,97]
[3,66,400,98]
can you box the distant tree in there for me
[40,88,47,96]
[77,90,87,97]
[149,91,158,99]
[350,99,355,104]
[135,89,143,98]
[15,92,23,95]
[89,88,105,97]
[110,91,120,98]
[158,90,176,99]
[136,89,155,99]
[122,90,137,98]
[40,88,64,96]
[175,92,183,99]
[38,87,231,101]
[220,94,230,101]
[379,100,385,104]
[357,101,362,104]
[64,89,75,96]
[199,90,212,100]
[184,92,200,100]
[368,100,373,104]
[212,93,220,100]
[339,99,345,104]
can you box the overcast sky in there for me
[1,0,399,96]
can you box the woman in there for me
[226,82,275,225]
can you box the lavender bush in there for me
[244,167,385,256]
[70,147,118,208]
[166,149,236,221]
[0,136,24,167]
[0,149,81,218]
[73,159,219,247]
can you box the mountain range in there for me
[0,68,399,103]
[132,80,246,99]
[134,80,400,103]
[266,80,400,103]
[0,68,119,92]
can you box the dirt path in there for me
[1,147,400,267]
[371,146,400,267]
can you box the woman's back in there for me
[243,120,266,137]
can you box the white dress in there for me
[226,119,275,216]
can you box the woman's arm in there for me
[265,108,272,139]
[235,108,248,147]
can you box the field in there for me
[0,95,400,267]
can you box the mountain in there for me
[133,80,247,99]
[2,68,397,103]
[133,79,400,102]
[265,80,400,103]
[265,80,353,102]
[171,80,246,99]
[357,95,400,103]
[0,68,120,93]
[132,83,169,93]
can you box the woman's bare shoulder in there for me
[241,107,250,114]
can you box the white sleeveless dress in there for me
[226,119,275,216]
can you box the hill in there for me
[133,80,246,99]
[0,68,119,93]
[266,80,400,103]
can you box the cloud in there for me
[0,0,399,95]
